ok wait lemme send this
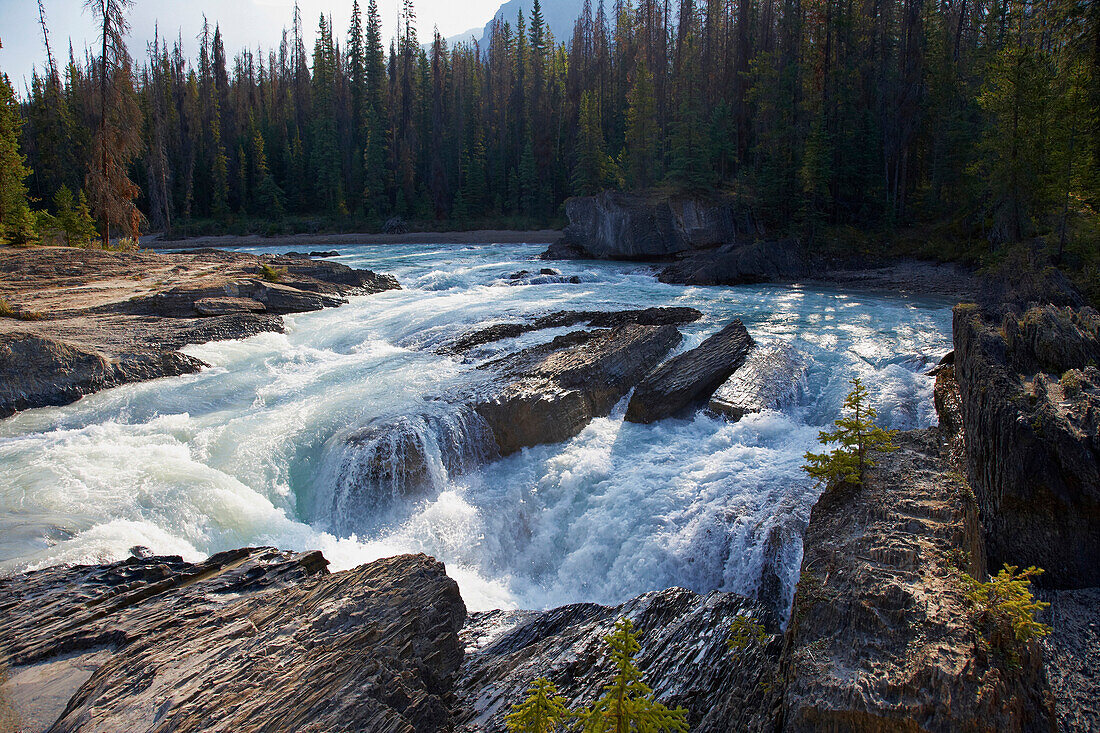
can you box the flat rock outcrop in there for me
[544,191,760,261]
[454,588,781,732]
[953,303,1100,587]
[625,320,755,424]
[780,419,1055,731]
[445,306,702,354]
[475,324,682,454]
[0,549,466,733]
[0,247,399,419]
[708,342,808,421]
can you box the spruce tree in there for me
[624,59,658,188]
[803,377,899,490]
[578,618,688,733]
[505,678,572,733]
[572,91,616,195]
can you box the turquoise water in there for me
[0,243,952,613]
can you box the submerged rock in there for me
[474,324,682,455]
[324,409,499,533]
[625,320,755,424]
[953,304,1100,587]
[454,588,780,732]
[0,550,466,733]
[708,342,809,421]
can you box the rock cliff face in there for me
[0,549,466,733]
[454,588,781,732]
[625,320,755,424]
[544,191,760,261]
[952,304,1100,588]
[657,239,810,286]
[779,417,1055,731]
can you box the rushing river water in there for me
[0,243,952,615]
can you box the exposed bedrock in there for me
[779,420,1055,731]
[444,306,702,354]
[0,550,466,733]
[625,319,755,424]
[708,342,810,421]
[0,332,204,419]
[454,588,781,732]
[0,247,401,419]
[542,190,762,261]
[953,303,1100,588]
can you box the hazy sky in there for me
[0,0,501,91]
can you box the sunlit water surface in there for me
[0,243,952,614]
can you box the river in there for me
[0,242,952,617]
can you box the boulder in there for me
[474,325,682,455]
[780,427,1054,732]
[546,190,761,261]
[446,306,702,354]
[625,320,755,424]
[708,342,809,421]
[383,216,409,234]
[953,304,1100,587]
[0,333,203,419]
[454,588,780,732]
[0,550,466,733]
[657,239,809,286]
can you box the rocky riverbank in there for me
[543,191,979,300]
[0,246,399,418]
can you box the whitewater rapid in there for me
[0,243,952,615]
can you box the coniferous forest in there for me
[1,0,1099,270]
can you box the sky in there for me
[0,0,501,91]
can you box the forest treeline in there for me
[1,0,1099,255]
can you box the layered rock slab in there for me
[0,549,466,733]
[708,342,809,421]
[625,319,755,424]
[780,417,1055,731]
[454,588,780,732]
[474,324,682,454]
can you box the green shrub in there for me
[963,564,1051,655]
[0,298,41,321]
[260,263,285,282]
[803,377,899,490]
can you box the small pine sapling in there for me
[505,678,573,733]
[803,377,898,490]
[578,618,688,733]
[963,564,1051,658]
[727,614,769,653]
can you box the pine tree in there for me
[578,618,688,733]
[803,377,899,490]
[0,73,36,245]
[505,678,573,733]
